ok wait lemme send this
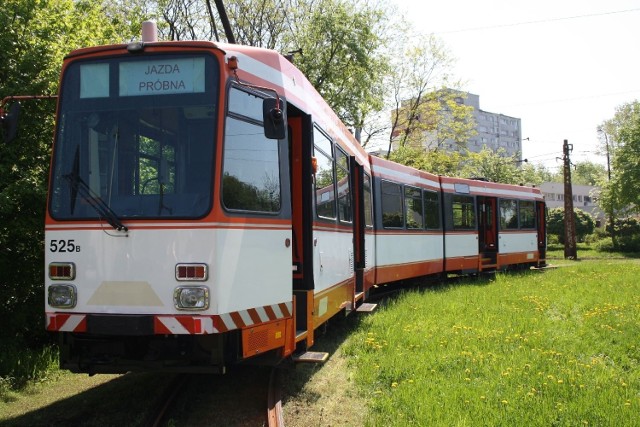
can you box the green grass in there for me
[546,242,640,260]
[343,260,640,426]
[0,345,59,402]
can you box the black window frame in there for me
[221,84,284,215]
[313,126,337,221]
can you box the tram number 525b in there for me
[49,239,81,253]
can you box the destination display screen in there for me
[79,57,206,98]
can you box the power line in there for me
[435,8,640,34]
[491,89,640,110]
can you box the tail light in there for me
[49,262,76,280]
[175,263,208,281]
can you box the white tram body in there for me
[44,29,545,374]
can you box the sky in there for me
[392,0,640,170]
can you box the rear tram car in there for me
[44,23,546,374]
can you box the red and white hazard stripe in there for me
[46,313,87,332]
[46,301,293,335]
[216,302,292,332]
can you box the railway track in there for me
[144,367,285,427]
[267,368,285,427]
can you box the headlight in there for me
[174,286,209,310]
[48,284,77,308]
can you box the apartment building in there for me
[539,182,605,225]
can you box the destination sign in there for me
[119,57,205,97]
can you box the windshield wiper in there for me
[63,146,128,232]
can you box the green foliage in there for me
[291,0,387,131]
[0,0,137,385]
[0,343,58,397]
[599,101,640,215]
[388,145,463,176]
[393,88,477,152]
[344,261,640,426]
[388,145,554,185]
[460,147,543,185]
[572,161,606,186]
[602,217,640,252]
[546,207,596,244]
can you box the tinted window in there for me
[50,54,217,220]
[519,200,536,229]
[452,195,475,229]
[404,186,423,229]
[336,148,351,223]
[363,174,373,227]
[500,199,518,229]
[424,190,441,229]
[381,181,403,228]
[222,87,281,212]
[314,128,335,220]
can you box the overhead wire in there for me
[433,8,640,34]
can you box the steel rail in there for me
[267,368,285,427]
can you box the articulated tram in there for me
[44,23,546,374]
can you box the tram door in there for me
[350,157,365,301]
[477,196,498,269]
[289,113,315,349]
[536,201,547,265]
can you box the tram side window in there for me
[314,128,336,220]
[381,180,403,228]
[519,200,536,229]
[222,87,281,213]
[499,199,518,229]
[363,173,373,227]
[404,186,423,229]
[336,147,352,223]
[452,195,475,230]
[424,190,441,229]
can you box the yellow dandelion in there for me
[391,382,398,388]
[501,400,509,405]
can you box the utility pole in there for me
[563,139,577,259]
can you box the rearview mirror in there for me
[263,98,286,140]
[1,102,21,143]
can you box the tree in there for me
[599,101,640,215]
[147,0,389,136]
[0,0,138,356]
[459,148,543,185]
[384,33,475,156]
[572,161,606,186]
[279,0,387,133]
[388,145,463,177]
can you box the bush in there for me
[547,207,595,243]
[0,342,58,396]
[594,237,615,252]
[600,218,640,252]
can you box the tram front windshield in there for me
[49,54,218,221]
